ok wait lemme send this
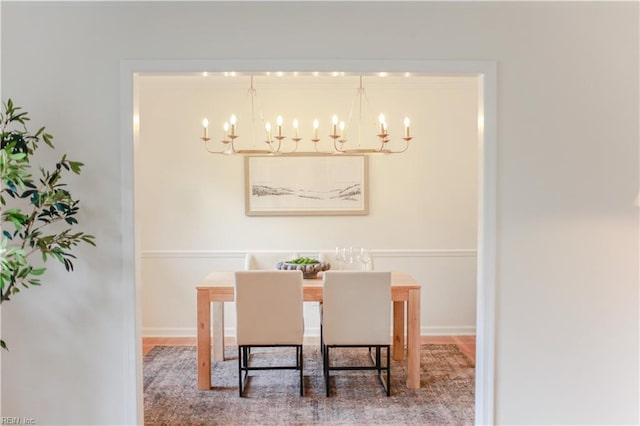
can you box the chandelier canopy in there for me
[199,73,414,156]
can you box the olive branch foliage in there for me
[0,99,96,350]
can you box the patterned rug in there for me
[144,344,475,425]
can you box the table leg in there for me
[392,301,405,361]
[197,289,211,390]
[406,288,421,389]
[212,301,225,362]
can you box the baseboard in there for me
[143,328,198,338]
[422,325,476,336]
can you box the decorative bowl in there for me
[276,259,331,279]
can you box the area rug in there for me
[144,344,474,425]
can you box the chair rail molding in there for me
[140,249,478,259]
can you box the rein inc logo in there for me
[1,418,35,425]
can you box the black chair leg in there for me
[298,345,304,396]
[243,346,249,368]
[324,346,330,397]
[238,346,244,397]
[386,345,391,397]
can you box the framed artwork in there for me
[244,155,369,216]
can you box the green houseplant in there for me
[0,99,95,350]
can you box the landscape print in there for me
[245,156,368,215]
[252,183,361,202]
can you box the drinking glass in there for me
[351,246,362,263]
[335,246,345,270]
[360,248,372,271]
[344,246,355,265]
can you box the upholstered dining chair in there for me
[245,251,299,270]
[243,251,301,364]
[234,270,305,397]
[321,271,392,397]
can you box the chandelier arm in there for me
[382,139,411,154]
[278,139,299,154]
[334,138,346,153]
[287,141,299,153]
[314,142,332,155]
[231,139,240,154]
[265,138,282,154]
[203,140,231,155]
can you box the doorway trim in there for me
[120,59,496,425]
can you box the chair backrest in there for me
[245,251,299,270]
[322,271,391,346]
[235,270,304,346]
[318,250,374,271]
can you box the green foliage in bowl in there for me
[276,257,331,278]
[288,257,320,265]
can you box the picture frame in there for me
[244,155,369,216]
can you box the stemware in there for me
[344,246,355,265]
[359,248,371,271]
[335,246,345,270]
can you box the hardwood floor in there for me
[143,335,476,363]
[420,335,476,363]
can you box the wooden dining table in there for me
[196,271,422,390]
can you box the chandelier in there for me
[199,74,413,156]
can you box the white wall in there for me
[138,74,478,338]
[1,2,637,425]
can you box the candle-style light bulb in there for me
[339,121,345,138]
[202,118,209,139]
[404,117,410,138]
[223,121,229,139]
[230,114,237,136]
[265,122,272,141]
[293,119,299,138]
[332,115,338,135]
[313,118,319,139]
[276,115,283,137]
[378,113,386,134]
